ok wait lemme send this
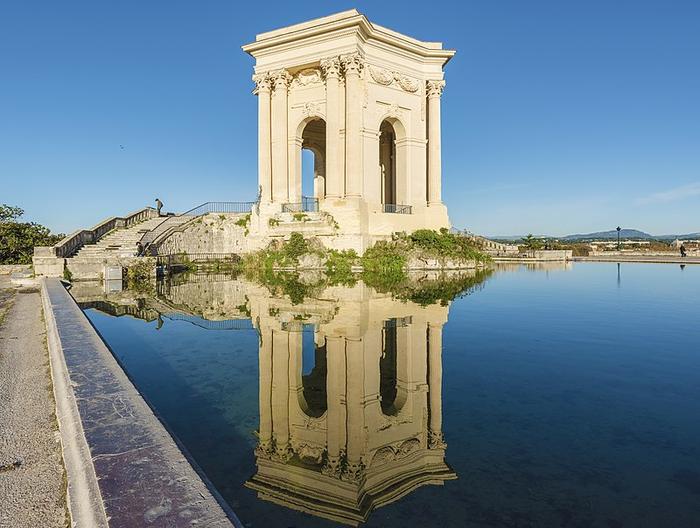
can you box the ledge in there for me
[41,278,240,527]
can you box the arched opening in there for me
[380,318,408,416]
[379,120,396,207]
[300,326,327,418]
[301,119,326,201]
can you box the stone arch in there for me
[297,332,328,419]
[379,318,408,416]
[293,116,327,203]
[377,116,408,208]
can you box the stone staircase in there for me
[73,217,166,259]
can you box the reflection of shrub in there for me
[325,249,358,286]
[125,260,156,293]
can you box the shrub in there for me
[325,249,358,286]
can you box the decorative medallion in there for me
[368,65,420,93]
[301,101,323,118]
[293,68,323,87]
[368,65,394,85]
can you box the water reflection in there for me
[73,270,489,526]
[246,283,455,525]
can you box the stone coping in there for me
[41,278,240,527]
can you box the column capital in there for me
[270,69,293,92]
[252,72,272,94]
[426,79,446,98]
[320,56,342,79]
[340,52,365,76]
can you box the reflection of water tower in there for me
[247,294,455,526]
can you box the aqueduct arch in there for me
[243,9,455,252]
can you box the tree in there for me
[520,234,543,251]
[0,204,64,264]
[0,204,23,222]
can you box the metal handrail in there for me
[53,207,158,257]
[182,201,256,216]
[140,201,256,255]
[383,203,412,214]
[282,196,319,213]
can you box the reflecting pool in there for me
[77,263,700,527]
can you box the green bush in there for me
[0,204,64,264]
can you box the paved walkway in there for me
[0,277,68,528]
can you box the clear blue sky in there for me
[1,1,698,236]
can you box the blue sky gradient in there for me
[1,1,698,236]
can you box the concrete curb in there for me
[42,278,110,528]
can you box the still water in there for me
[79,263,700,527]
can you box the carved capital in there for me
[252,73,271,94]
[270,69,292,92]
[320,57,342,79]
[428,430,447,449]
[321,455,343,479]
[340,52,364,76]
[342,461,365,483]
[426,80,446,98]
[254,440,274,459]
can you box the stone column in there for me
[342,53,364,198]
[321,57,342,199]
[271,330,291,459]
[254,73,272,203]
[322,336,346,478]
[426,80,446,205]
[427,323,446,449]
[271,69,292,203]
[256,328,273,456]
[344,337,364,481]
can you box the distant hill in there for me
[562,229,652,241]
[477,230,700,241]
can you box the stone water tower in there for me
[243,9,455,252]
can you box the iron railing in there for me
[282,196,319,213]
[383,203,412,214]
[156,252,242,267]
[162,313,254,331]
[182,201,256,216]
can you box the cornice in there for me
[242,10,455,65]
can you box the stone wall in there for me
[0,264,32,275]
[157,213,253,255]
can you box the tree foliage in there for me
[0,204,64,264]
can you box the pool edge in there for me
[41,277,241,528]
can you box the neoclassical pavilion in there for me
[243,10,455,252]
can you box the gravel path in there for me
[0,278,69,528]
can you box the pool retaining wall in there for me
[41,278,239,527]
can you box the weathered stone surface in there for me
[42,279,239,527]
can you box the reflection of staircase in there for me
[74,217,165,258]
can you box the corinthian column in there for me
[426,80,446,205]
[427,322,446,449]
[256,328,273,456]
[341,53,364,198]
[321,57,342,199]
[271,69,292,203]
[253,73,272,203]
